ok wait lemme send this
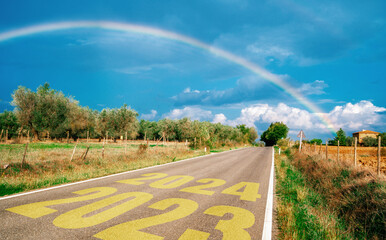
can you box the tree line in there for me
[0,83,258,147]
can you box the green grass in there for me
[276,151,353,239]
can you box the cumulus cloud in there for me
[212,113,227,124]
[328,101,386,130]
[217,100,385,132]
[223,103,319,129]
[163,107,212,121]
[141,110,157,120]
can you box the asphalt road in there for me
[0,147,273,240]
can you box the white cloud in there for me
[212,113,227,124]
[141,110,157,120]
[215,100,385,132]
[163,107,212,121]
[223,103,318,129]
[328,101,386,130]
[298,80,328,95]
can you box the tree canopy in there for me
[260,122,289,146]
[4,83,256,148]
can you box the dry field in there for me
[302,144,386,174]
[1,139,241,196]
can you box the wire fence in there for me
[299,137,385,175]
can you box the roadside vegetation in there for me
[0,83,257,146]
[0,83,258,196]
[275,147,385,239]
[0,141,246,196]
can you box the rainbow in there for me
[0,21,337,135]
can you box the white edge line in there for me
[262,147,274,240]
[0,147,247,201]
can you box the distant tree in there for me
[329,128,347,146]
[96,105,139,141]
[261,122,289,146]
[346,136,354,146]
[157,118,176,141]
[379,133,386,147]
[138,120,157,140]
[248,127,258,144]
[12,83,71,140]
[175,118,193,141]
[310,138,323,145]
[362,136,377,147]
[0,111,20,139]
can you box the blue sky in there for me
[0,0,385,140]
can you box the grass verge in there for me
[276,148,385,239]
[0,143,243,197]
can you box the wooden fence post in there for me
[5,129,8,143]
[337,140,340,162]
[27,130,30,143]
[325,139,328,160]
[67,131,69,143]
[70,140,78,161]
[378,136,381,176]
[87,130,89,143]
[125,132,127,155]
[0,129,3,142]
[319,142,322,154]
[102,138,105,159]
[22,143,29,166]
[80,146,90,160]
[354,137,357,166]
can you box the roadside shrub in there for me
[137,144,148,154]
[362,136,377,147]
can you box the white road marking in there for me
[262,147,274,240]
[0,148,246,201]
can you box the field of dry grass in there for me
[301,144,386,174]
[0,139,244,196]
[276,147,386,239]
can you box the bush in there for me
[137,144,148,154]
[362,136,377,147]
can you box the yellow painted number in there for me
[180,178,226,196]
[117,173,168,185]
[178,229,210,240]
[53,192,153,229]
[179,205,255,240]
[149,175,194,189]
[221,182,261,201]
[6,187,117,219]
[204,205,255,240]
[94,198,199,240]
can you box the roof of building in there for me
[352,130,379,134]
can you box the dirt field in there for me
[302,144,386,174]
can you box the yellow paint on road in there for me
[180,178,226,196]
[221,182,261,201]
[116,173,168,185]
[149,175,195,189]
[6,187,117,219]
[53,192,153,229]
[94,198,199,240]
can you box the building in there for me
[352,130,379,144]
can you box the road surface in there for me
[0,147,274,240]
